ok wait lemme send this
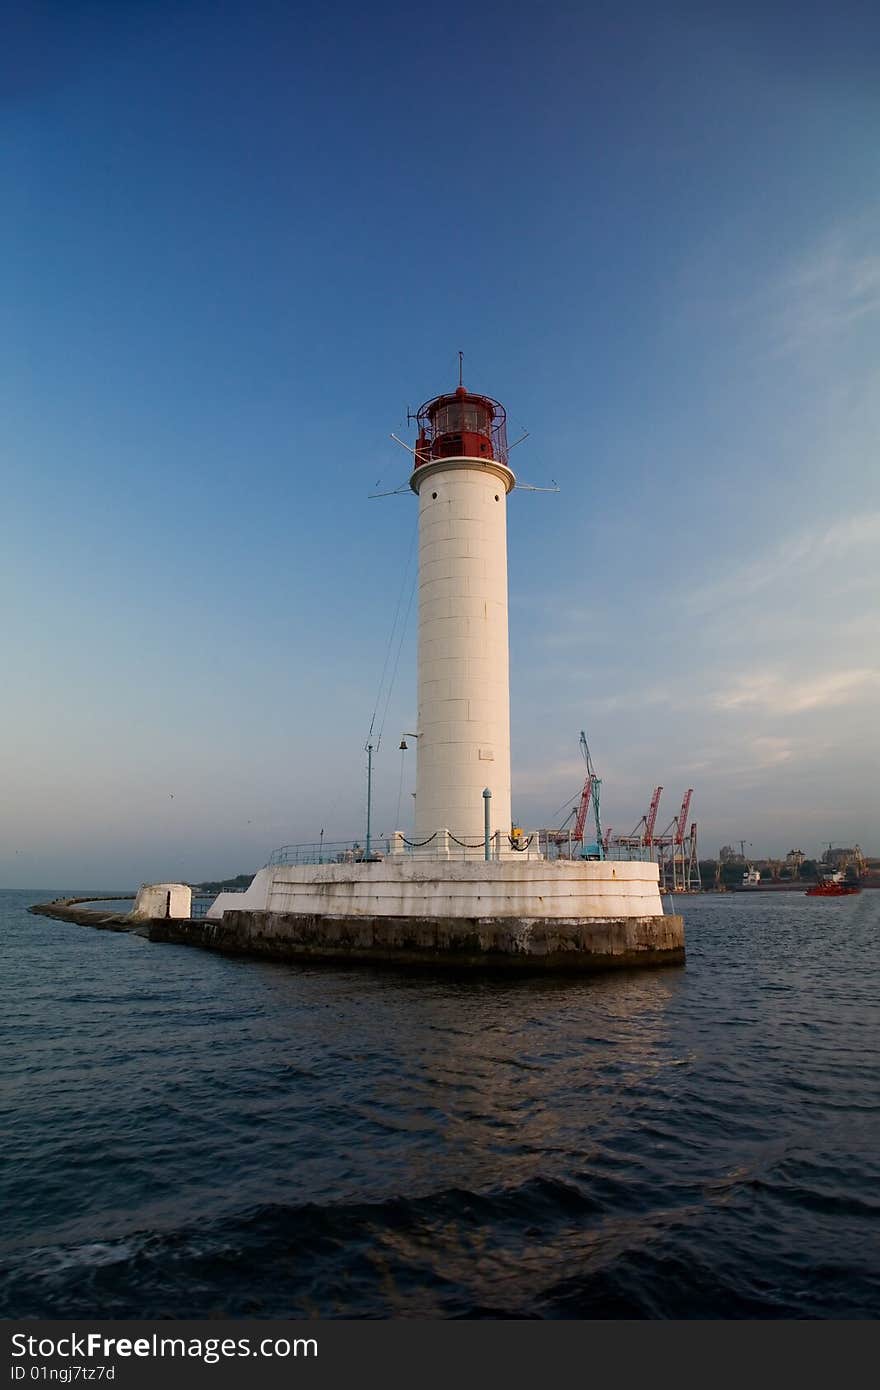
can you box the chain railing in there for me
[259,831,660,871]
[263,831,546,865]
[396,829,542,862]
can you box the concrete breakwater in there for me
[28,896,138,932]
[30,898,684,971]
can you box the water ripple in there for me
[2,888,879,1317]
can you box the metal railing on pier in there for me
[217,832,658,884]
[539,831,657,862]
[264,832,546,865]
[266,840,392,867]
[190,888,248,919]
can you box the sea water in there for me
[2,887,878,1318]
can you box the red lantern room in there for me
[412,379,508,470]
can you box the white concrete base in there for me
[132,882,192,920]
[207,859,663,921]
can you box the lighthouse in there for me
[409,379,514,846]
[201,365,683,972]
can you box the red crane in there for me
[572,774,594,842]
[676,789,693,844]
[571,732,604,856]
[645,786,663,847]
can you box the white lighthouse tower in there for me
[203,366,683,972]
[409,378,514,847]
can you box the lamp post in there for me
[396,735,418,834]
[365,743,374,860]
[483,788,492,862]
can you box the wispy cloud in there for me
[769,226,880,356]
[581,686,679,715]
[713,667,880,715]
[747,735,795,768]
[690,511,880,614]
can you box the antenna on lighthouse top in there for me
[458,350,463,388]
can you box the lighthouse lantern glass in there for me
[432,401,492,436]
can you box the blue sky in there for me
[3,0,878,886]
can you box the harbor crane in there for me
[572,731,605,859]
[605,786,701,892]
[545,731,605,859]
[645,786,663,848]
[609,786,662,855]
[676,790,693,844]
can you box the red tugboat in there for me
[805,874,861,897]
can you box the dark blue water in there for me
[2,888,879,1318]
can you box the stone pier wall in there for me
[150,909,685,971]
[29,897,685,973]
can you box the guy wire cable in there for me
[366,526,417,750]
[375,563,416,751]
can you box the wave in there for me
[3,1167,879,1320]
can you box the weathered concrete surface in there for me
[29,898,685,972]
[131,882,191,921]
[28,897,138,932]
[149,909,685,972]
[208,857,665,922]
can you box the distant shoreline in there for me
[709,882,878,893]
